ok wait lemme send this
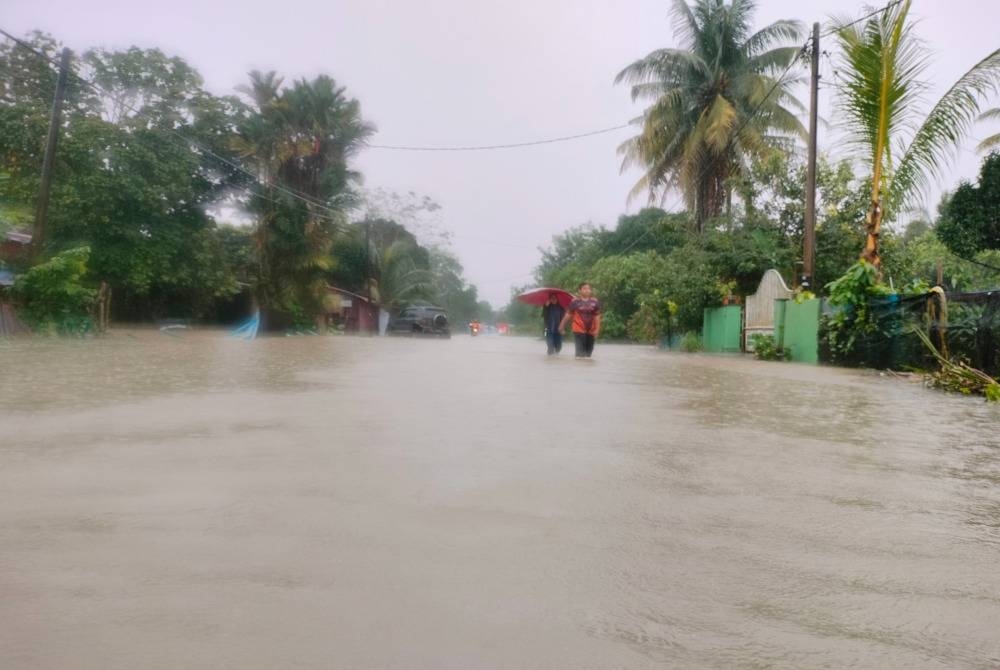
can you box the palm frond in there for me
[892,48,1000,212]
[670,0,701,46]
[745,45,806,77]
[977,107,1000,153]
[834,0,928,198]
[615,48,710,92]
[745,19,804,57]
[702,94,738,153]
[978,133,1000,153]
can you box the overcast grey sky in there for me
[6,0,1000,304]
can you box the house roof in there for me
[325,285,374,304]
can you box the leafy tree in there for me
[13,246,96,334]
[589,251,672,330]
[833,0,1000,268]
[215,225,256,285]
[600,208,689,255]
[497,284,541,333]
[890,229,998,292]
[936,152,1000,256]
[474,300,495,321]
[0,173,31,235]
[233,71,374,323]
[627,292,678,343]
[535,223,608,286]
[0,37,246,320]
[615,0,806,228]
[587,245,719,334]
[360,188,448,247]
[428,247,479,324]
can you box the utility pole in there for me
[32,48,72,260]
[364,220,373,334]
[802,22,820,290]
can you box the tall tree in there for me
[0,37,246,319]
[834,0,1000,268]
[615,0,806,229]
[233,72,375,322]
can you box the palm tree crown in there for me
[834,0,1000,266]
[616,0,806,229]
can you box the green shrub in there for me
[626,293,677,343]
[680,331,702,352]
[823,260,929,366]
[13,247,96,336]
[598,310,628,340]
[750,333,789,361]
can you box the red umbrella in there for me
[516,287,575,309]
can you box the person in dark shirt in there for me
[541,293,565,355]
[560,282,601,358]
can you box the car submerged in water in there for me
[387,305,451,338]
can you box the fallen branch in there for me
[912,328,1000,402]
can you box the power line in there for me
[611,0,905,260]
[368,0,904,159]
[0,27,356,225]
[820,0,905,38]
[0,28,54,63]
[369,124,631,152]
[946,248,1000,275]
[2,0,913,294]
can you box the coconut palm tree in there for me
[977,108,1000,153]
[616,0,807,230]
[834,0,1000,268]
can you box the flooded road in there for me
[2,331,999,669]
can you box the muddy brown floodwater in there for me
[1,330,999,669]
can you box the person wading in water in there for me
[560,282,601,358]
[541,293,565,355]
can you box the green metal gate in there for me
[702,305,743,353]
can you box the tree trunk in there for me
[860,199,883,268]
[695,171,727,233]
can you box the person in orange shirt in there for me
[559,282,601,358]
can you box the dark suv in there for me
[388,305,451,338]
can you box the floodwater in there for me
[1,331,999,669]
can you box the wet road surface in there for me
[1,331,999,669]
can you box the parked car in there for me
[387,305,451,338]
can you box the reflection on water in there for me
[1,331,999,669]
[0,329,351,410]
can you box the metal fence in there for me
[819,289,1000,377]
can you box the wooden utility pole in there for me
[802,22,820,289]
[364,220,374,334]
[33,48,71,260]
